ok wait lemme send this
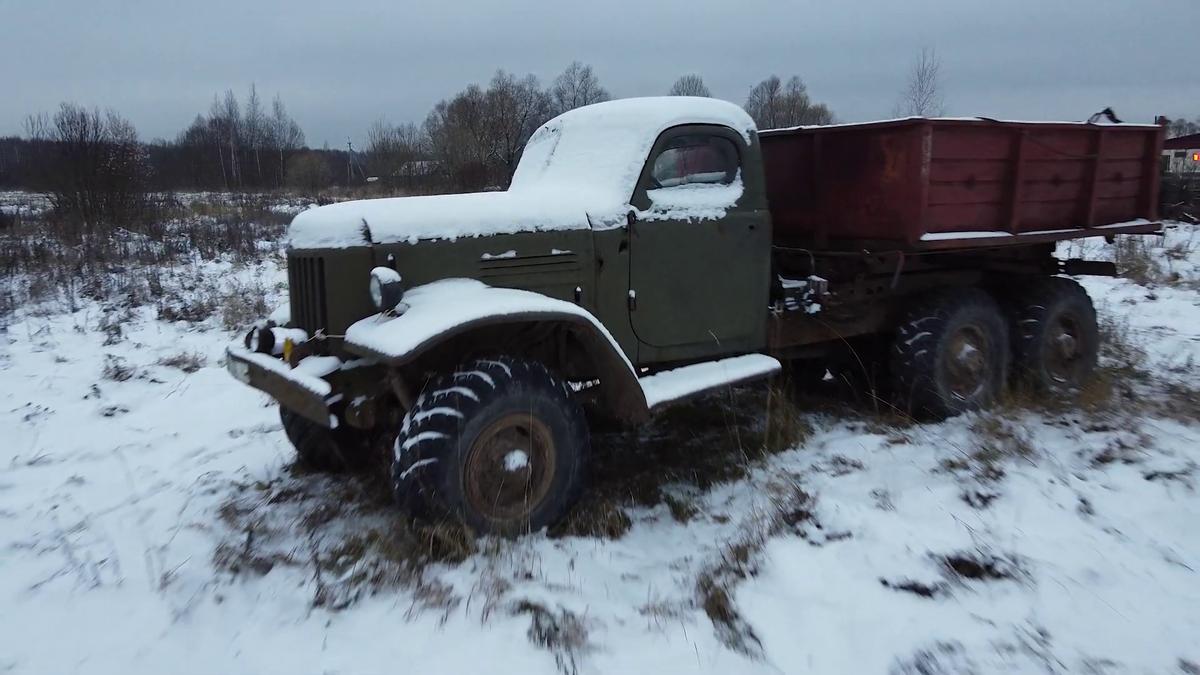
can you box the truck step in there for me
[640,354,781,410]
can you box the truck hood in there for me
[287,189,599,249]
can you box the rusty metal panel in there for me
[760,118,1165,251]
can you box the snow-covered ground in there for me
[1,222,1198,674]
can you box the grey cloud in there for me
[2,0,1196,145]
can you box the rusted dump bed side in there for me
[760,118,1165,250]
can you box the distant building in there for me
[1163,133,1200,174]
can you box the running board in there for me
[640,354,782,411]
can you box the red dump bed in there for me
[760,118,1165,250]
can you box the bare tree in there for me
[550,61,610,115]
[1167,116,1200,139]
[268,94,304,186]
[244,84,267,185]
[486,71,554,181]
[28,103,148,232]
[365,119,426,188]
[745,75,834,129]
[669,74,711,97]
[287,151,333,195]
[894,47,945,117]
[424,84,493,190]
[23,112,50,140]
[207,91,242,189]
[425,70,555,190]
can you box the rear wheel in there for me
[890,288,1010,419]
[1008,277,1099,395]
[393,358,588,536]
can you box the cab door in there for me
[627,125,772,364]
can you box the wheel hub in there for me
[1046,315,1083,383]
[464,412,556,526]
[945,326,991,401]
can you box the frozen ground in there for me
[1,222,1198,674]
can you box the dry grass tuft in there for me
[555,384,812,540]
[693,478,816,658]
[1113,235,1162,286]
[939,414,1036,486]
[157,350,207,373]
[213,466,469,613]
[220,278,271,330]
[549,498,632,540]
[101,354,137,382]
[513,600,591,675]
[939,549,1025,583]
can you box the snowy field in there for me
[1,213,1198,674]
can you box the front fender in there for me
[343,278,650,422]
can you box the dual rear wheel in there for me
[890,278,1099,419]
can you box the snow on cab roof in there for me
[288,97,757,249]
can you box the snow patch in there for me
[641,174,744,222]
[503,450,530,472]
[226,344,332,397]
[641,354,781,409]
[268,302,291,326]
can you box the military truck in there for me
[227,97,1165,535]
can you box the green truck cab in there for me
[228,97,1163,534]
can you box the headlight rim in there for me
[369,266,405,311]
[244,326,275,354]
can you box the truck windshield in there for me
[651,135,739,188]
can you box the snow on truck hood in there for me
[288,97,756,249]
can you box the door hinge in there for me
[627,289,637,310]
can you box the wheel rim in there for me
[944,325,992,401]
[464,412,556,526]
[1045,313,1084,384]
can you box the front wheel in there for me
[393,358,589,536]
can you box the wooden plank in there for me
[1007,130,1028,234]
[1084,130,1105,227]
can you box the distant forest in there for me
[2,59,1194,212]
[0,63,838,202]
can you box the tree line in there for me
[370,65,835,192]
[0,63,839,214]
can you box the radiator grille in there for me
[287,255,327,334]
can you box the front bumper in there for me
[226,344,336,427]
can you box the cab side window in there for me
[650,135,739,188]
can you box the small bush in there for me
[1112,235,1161,286]
[157,351,207,373]
[101,354,136,382]
[220,279,270,330]
[0,193,287,319]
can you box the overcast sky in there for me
[2,0,1197,147]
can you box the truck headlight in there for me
[245,326,275,354]
[369,266,405,311]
